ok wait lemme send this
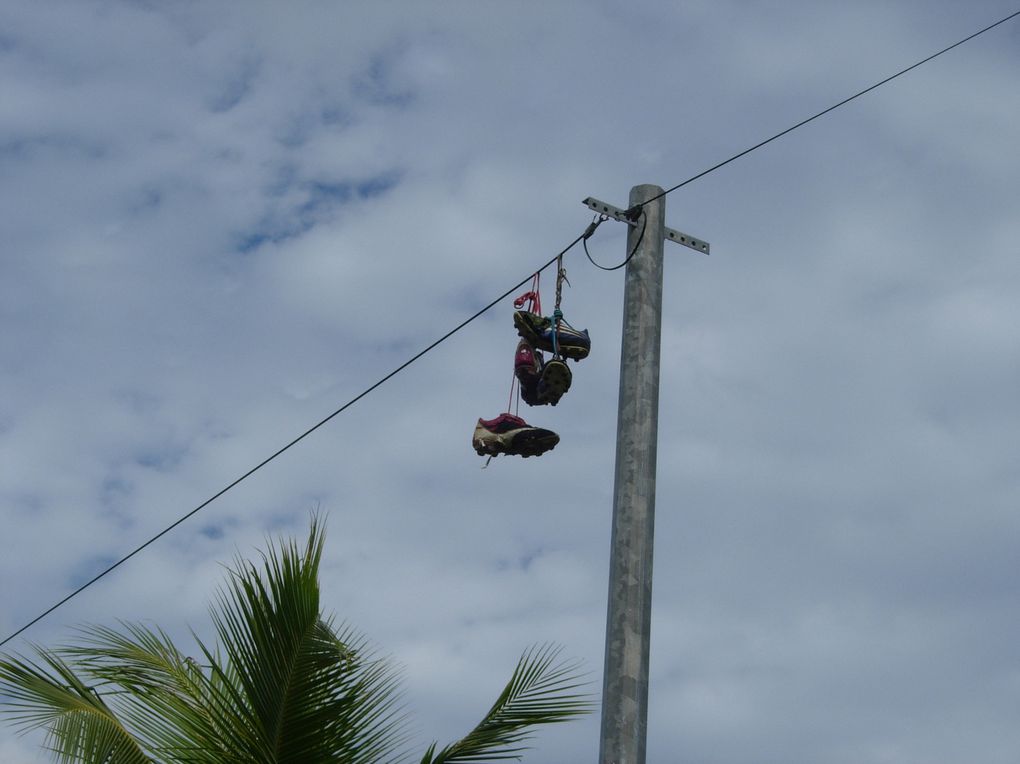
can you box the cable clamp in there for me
[582,214,606,240]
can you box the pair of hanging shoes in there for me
[514,339,571,407]
[514,307,589,407]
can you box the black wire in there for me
[584,211,647,271]
[9,10,1016,648]
[628,8,1020,215]
[0,230,590,649]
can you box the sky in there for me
[1,1,1018,762]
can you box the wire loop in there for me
[583,209,647,271]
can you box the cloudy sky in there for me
[2,1,1018,762]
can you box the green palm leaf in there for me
[207,517,407,763]
[64,621,257,762]
[420,645,593,764]
[0,645,151,764]
[1,517,589,764]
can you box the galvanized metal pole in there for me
[599,184,666,764]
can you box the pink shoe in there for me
[514,340,544,406]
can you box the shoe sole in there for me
[538,361,571,406]
[510,428,559,457]
[473,428,558,458]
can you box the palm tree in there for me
[0,517,591,763]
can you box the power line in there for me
[6,8,1018,649]
[0,230,589,648]
[627,8,1020,215]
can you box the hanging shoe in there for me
[472,414,559,458]
[537,357,571,406]
[514,339,544,406]
[513,310,590,361]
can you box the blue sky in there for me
[2,2,1019,762]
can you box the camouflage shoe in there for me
[513,310,590,361]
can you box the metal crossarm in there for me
[583,196,710,255]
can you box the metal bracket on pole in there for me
[583,196,710,255]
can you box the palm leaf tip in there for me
[421,645,593,764]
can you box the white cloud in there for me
[2,2,1019,762]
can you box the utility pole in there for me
[583,186,709,764]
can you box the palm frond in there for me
[420,645,593,764]
[209,516,407,764]
[3,518,588,764]
[0,645,151,764]
[62,621,258,763]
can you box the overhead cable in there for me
[6,8,1018,648]
[0,230,590,648]
[627,8,1020,215]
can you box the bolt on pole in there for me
[598,184,666,764]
